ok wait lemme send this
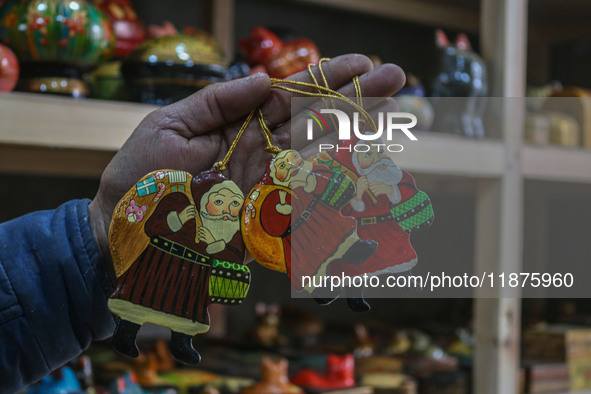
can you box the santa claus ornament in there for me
[242,148,378,306]
[108,118,258,368]
[109,168,249,364]
[312,136,434,298]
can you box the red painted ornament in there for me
[312,138,434,280]
[242,149,377,308]
[0,43,18,92]
[291,354,356,390]
[94,0,146,58]
[239,26,320,79]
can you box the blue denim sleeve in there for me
[0,199,115,393]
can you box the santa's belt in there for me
[150,236,211,266]
[286,196,320,236]
[358,212,395,226]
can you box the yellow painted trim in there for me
[108,299,210,335]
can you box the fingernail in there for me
[247,72,268,80]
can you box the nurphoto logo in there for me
[306,108,419,152]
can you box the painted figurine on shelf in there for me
[27,366,82,394]
[313,136,434,308]
[241,357,303,394]
[0,43,18,92]
[239,26,320,79]
[242,149,378,305]
[108,169,250,365]
[0,0,115,97]
[251,302,287,348]
[428,29,488,138]
[94,0,146,58]
[291,354,356,390]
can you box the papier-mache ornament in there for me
[311,136,434,297]
[108,168,250,364]
[241,149,378,308]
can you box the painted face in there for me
[205,188,244,219]
[356,146,383,169]
[273,150,303,182]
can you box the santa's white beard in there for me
[358,158,403,202]
[199,211,240,244]
[362,159,402,183]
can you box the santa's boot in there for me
[112,319,141,358]
[311,264,342,305]
[170,331,201,365]
[341,239,377,266]
[312,286,341,305]
[345,285,371,312]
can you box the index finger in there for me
[260,54,374,129]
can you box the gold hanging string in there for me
[257,109,282,154]
[213,59,375,170]
[308,58,363,114]
[309,58,338,131]
[214,109,256,171]
[269,78,377,132]
[307,58,331,90]
[353,75,363,107]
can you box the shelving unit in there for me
[0,92,506,178]
[1,0,590,393]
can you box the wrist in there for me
[88,197,116,286]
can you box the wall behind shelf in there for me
[234,0,480,85]
[129,0,207,32]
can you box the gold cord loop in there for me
[215,58,374,170]
[214,109,256,171]
[257,109,282,154]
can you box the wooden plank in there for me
[0,92,155,151]
[481,0,527,96]
[291,0,480,32]
[473,0,527,392]
[210,0,235,64]
[522,145,591,183]
[390,133,505,178]
[0,144,114,178]
[0,92,509,178]
[523,182,550,300]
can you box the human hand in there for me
[178,205,196,224]
[89,54,405,264]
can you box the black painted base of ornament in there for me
[17,62,89,98]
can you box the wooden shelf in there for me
[393,133,505,178]
[6,92,591,185]
[0,92,156,177]
[0,92,510,179]
[523,144,591,183]
[0,92,156,151]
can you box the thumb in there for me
[164,73,271,136]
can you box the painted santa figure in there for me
[246,149,377,304]
[315,136,434,305]
[108,169,249,365]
